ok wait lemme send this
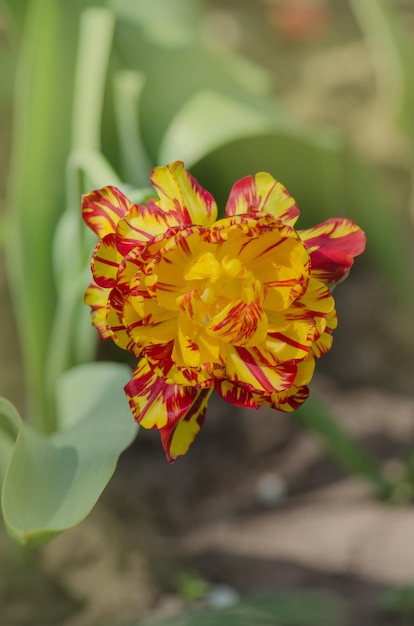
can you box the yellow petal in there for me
[225,172,299,225]
[82,186,132,238]
[125,358,203,432]
[84,281,111,339]
[225,344,297,394]
[160,388,213,461]
[151,161,218,227]
[91,233,122,288]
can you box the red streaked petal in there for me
[311,307,338,358]
[206,300,268,347]
[107,288,140,356]
[299,218,366,285]
[225,172,299,226]
[91,233,122,288]
[215,379,263,409]
[225,344,297,394]
[151,161,218,227]
[84,281,111,339]
[159,388,213,461]
[82,186,132,238]
[125,358,200,431]
[266,384,310,412]
[116,199,181,255]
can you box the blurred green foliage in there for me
[0,0,413,555]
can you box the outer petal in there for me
[215,379,263,409]
[299,218,366,285]
[311,307,338,358]
[116,201,182,256]
[159,388,213,461]
[225,172,299,226]
[107,288,140,356]
[84,281,111,339]
[150,161,218,227]
[82,186,132,238]
[125,358,201,433]
[91,233,122,288]
[225,344,297,394]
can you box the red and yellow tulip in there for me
[82,161,365,461]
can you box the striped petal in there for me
[311,307,338,358]
[91,233,122,288]
[84,281,111,339]
[116,200,182,256]
[265,357,315,412]
[225,344,297,394]
[107,288,140,356]
[265,312,314,362]
[151,161,218,227]
[159,388,213,461]
[215,380,263,409]
[125,357,200,430]
[225,172,299,226]
[82,186,132,238]
[299,218,366,285]
[206,299,268,347]
[125,359,212,461]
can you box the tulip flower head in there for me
[83,162,365,461]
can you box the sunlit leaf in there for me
[1,362,138,548]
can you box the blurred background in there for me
[1,0,414,624]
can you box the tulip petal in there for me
[226,344,297,394]
[125,358,201,432]
[106,288,139,356]
[116,201,182,255]
[91,233,122,288]
[151,161,217,227]
[299,218,366,285]
[159,388,213,461]
[84,281,111,339]
[215,379,263,409]
[82,186,132,238]
[225,172,299,225]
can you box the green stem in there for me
[113,70,153,186]
[5,0,63,432]
[44,9,117,421]
[295,394,392,498]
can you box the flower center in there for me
[179,251,267,346]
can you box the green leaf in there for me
[5,0,106,430]
[294,395,391,498]
[1,362,138,548]
[159,90,275,167]
[0,398,21,480]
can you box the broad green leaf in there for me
[108,0,203,45]
[0,398,21,480]
[1,362,138,548]
[159,90,274,167]
[112,26,281,159]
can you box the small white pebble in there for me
[256,472,287,507]
[207,584,240,609]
